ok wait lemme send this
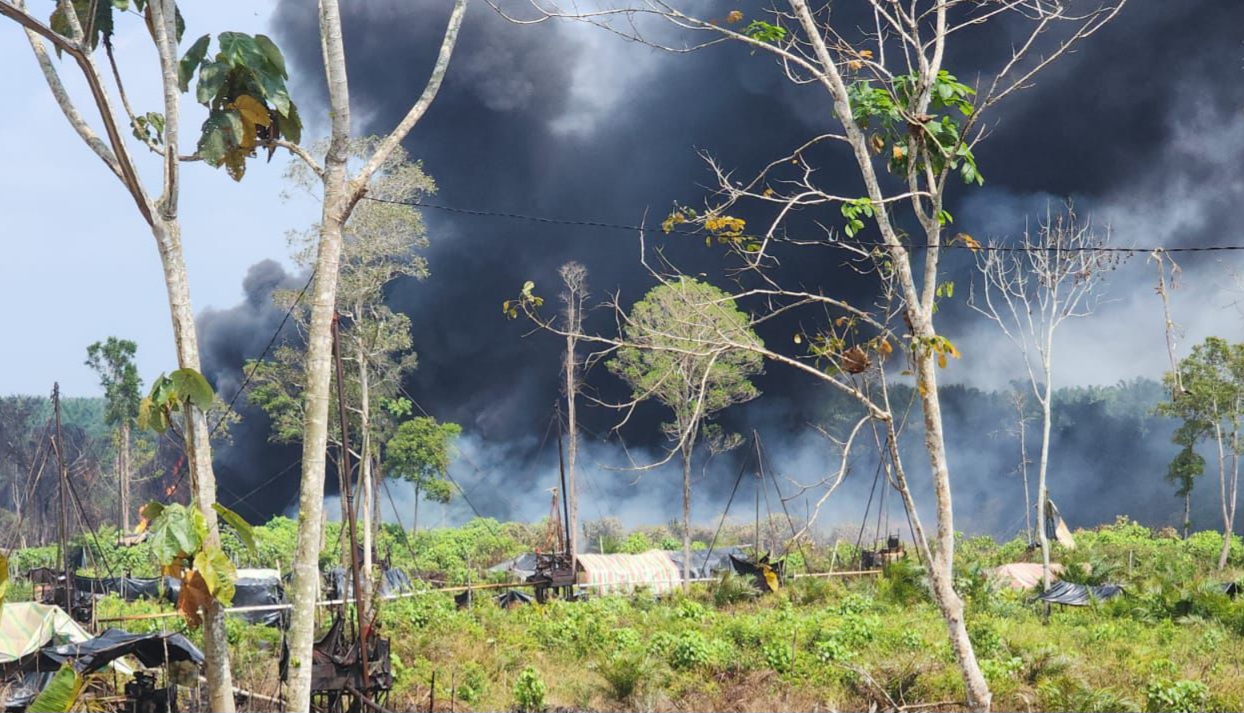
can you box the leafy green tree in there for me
[608,277,763,587]
[1167,424,1206,539]
[85,338,142,532]
[1157,337,1244,569]
[386,416,462,532]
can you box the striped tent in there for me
[576,550,682,595]
[0,602,93,664]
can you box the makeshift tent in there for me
[1045,500,1077,550]
[1036,580,1123,606]
[0,604,143,711]
[991,563,1066,590]
[378,568,414,596]
[0,603,93,665]
[576,551,682,595]
[39,628,202,675]
[665,546,746,579]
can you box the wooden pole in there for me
[332,315,370,690]
[53,383,73,612]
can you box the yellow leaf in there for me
[763,187,776,197]
[869,134,885,155]
[877,338,892,358]
[228,94,271,129]
[937,352,948,369]
[859,49,874,59]
[892,145,904,160]
[848,60,863,71]
[793,333,802,344]
[917,380,928,398]
[726,10,744,23]
[956,233,981,253]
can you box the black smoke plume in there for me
[197,0,1244,537]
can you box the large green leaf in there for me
[254,34,287,78]
[278,101,302,145]
[49,0,113,54]
[136,396,167,433]
[138,501,165,529]
[212,503,256,556]
[196,61,229,105]
[27,665,84,713]
[217,32,266,69]
[255,72,291,118]
[148,503,203,563]
[194,546,236,606]
[179,34,211,93]
[148,373,175,409]
[170,368,214,410]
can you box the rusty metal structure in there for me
[280,614,392,713]
[527,488,576,603]
[859,534,906,570]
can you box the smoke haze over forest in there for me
[183,1,1244,538]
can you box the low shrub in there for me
[513,666,547,712]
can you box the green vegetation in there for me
[13,516,1243,711]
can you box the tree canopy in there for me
[85,338,142,428]
[608,277,763,443]
[386,416,462,504]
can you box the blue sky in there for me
[0,1,315,396]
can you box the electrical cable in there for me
[359,195,1244,254]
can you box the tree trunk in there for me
[1017,403,1031,544]
[1216,422,1229,570]
[286,208,348,710]
[114,431,123,528]
[150,216,235,712]
[564,329,579,557]
[1037,378,1054,591]
[358,340,374,621]
[1184,490,1192,539]
[1218,424,1236,569]
[679,425,698,591]
[911,321,992,712]
[120,420,131,532]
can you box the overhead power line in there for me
[360,195,1244,255]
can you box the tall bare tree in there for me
[971,206,1121,589]
[283,136,433,611]
[280,2,468,709]
[0,2,303,707]
[505,2,1125,707]
[559,262,588,556]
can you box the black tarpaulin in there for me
[1036,580,1124,606]
[39,628,203,675]
[666,547,746,580]
[72,575,165,600]
[378,568,414,596]
[165,576,288,627]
